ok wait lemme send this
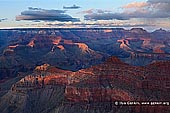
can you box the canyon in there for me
[0,28,170,113]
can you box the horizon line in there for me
[0,27,169,32]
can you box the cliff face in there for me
[0,86,65,113]
[1,28,170,80]
[0,56,170,113]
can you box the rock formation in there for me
[0,56,169,113]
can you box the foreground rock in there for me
[0,56,170,113]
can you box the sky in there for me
[0,0,169,31]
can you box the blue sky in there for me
[0,0,169,30]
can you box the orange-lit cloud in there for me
[123,2,148,9]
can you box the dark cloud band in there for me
[16,7,80,22]
[0,18,7,22]
[84,13,129,21]
[63,5,81,9]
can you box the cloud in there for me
[43,20,153,28]
[123,2,148,9]
[84,13,129,21]
[83,9,127,20]
[80,9,94,14]
[147,0,170,13]
[0,18,7,22]
[123,0,170,18]
[84,0,170,21]
[63,4,81,9]
[28,7,42,10]
[16,7,80,22]
[148,0,170,4]
[80,9,111,14]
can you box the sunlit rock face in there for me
[35,63,50,71]
[117,39,131,51]
[52,36,62,45]
[103,29,112,33]
[27,40,35,47]
[56,45,65,51]
[75,43,89,52]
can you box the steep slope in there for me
[0,56,169,113]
